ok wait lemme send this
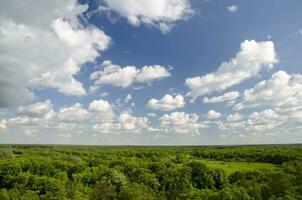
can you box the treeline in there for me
[192,146,302,164]
[0,145,301,199]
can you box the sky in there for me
[0,0,302,145]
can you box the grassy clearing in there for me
[201,160,279,176]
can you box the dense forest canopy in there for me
[0,145,301,199]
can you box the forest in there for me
[0,145,301,200]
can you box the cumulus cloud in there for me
[90,60,171,91]
[228,5,238,13]
[89,99,112,113]
[0,0,111,107]
[226,113,242,122]
[185,40,278,99]
[16,100,53,118]
[159,112,206,134]
[100,0,194,33]
[92,111,149,134]
[234,71,302,113]
[246,109,286,132]
[5,98,151,135]
[206,110,221,119]
[203,91,240,104]
[56,103,88,123]
[136,65,172,83]
[146,94,185,111]
[218,109,288,133]
[218,109,292,139]
[119,112,149,131]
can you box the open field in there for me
[0,145,301,199]
[200,160,279,176]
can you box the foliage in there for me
[0,145,301,199]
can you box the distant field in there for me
[200,159,279,175]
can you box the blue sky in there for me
[0,0,302,145]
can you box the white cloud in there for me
[92,122,120,134]
[218,109,291,138]
[100,92,109,97]
[246,109,287,132]
[203,91,240,104]
[92,111,150,134]
[226,113,242,122]
[119,112,149,131]
[92,111,149,134]
[57,103,88,123]
[136,65,171,83]
[234,70,302,112]
[185,40,278,99]
[4,98,153,135]
[159,112,206,134]
[217,109,294,140]
[88,99,112,113]
[206,110,221,119]
[16,100,53,118]
[147,113,157,117]
[0,0,111,107]
[217,120,245,131]
[146,94,185,111]
[228,5,238,13]
[90,60,137,89]
[125,93,133,103]
[101,0,194,33]
[0,119,7,129]
[8,116,42,126]
[90,60,171,91]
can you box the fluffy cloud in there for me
[119,112,149,131]
[233,70,302,137]
[16,100,53,118]
[92,111,149,134]
[101,0,194,33]
[159,112,206,134]
[206,110,221,119]
[0,0,110,107]
[185,40,278,99]
[88,99,112,113]
[235,71,302,112]
[226,113,242,122]
[203,91,240,104]
[228,5,238,13]
[218,109,290,138]
[90,60,171,91]
[5,99,151,135]
[146,94,185,111]
[246,109,286,132]
[136,65,172,83]
[56,103,88,123]
[88,99,115,122]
